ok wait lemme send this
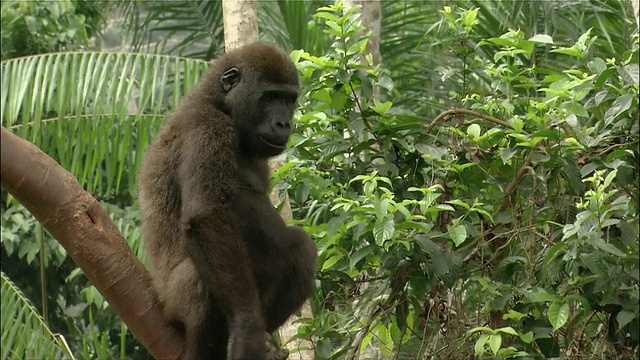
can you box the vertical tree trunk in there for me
[222,0,258,50]
[344,0,382,65]
[632,0,639,28]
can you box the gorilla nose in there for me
[275,120,291,129]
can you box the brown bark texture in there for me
[0,127,184,359]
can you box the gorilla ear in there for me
[221,68,240,92]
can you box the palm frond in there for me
[379,1,447,115]
[120,0,224,60]
[1,271,75,359]
[1,52,209,197]
[258,0,330,54]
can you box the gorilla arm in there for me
[177,128,266,358]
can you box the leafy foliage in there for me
[276,2,639,358]
[1,271,75,359]
[1,0,104,60]
[1,52,209,198]
[1,0,638,359]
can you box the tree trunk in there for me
[344,0,382,65]
[0,127,185,359]
[222,0,258,50]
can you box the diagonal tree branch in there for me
[0,126,184,360]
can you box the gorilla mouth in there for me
[260,136,286,150]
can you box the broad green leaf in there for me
[321,254,343,271]
[603,169,618,189]
[604,94,633,126]
[503,310,526,321]
[500,147,516,164]
[548,302,570,331]
[373,216,395,244]
[474,334,489,355]
[520,331,534,343]
[496,327,518,335]
[467,123,481,138]
[616,310,636,329]
[528,34,554,44]
[551,48,584,58]
[488,334,502,354]
[585,236,626,257]
[371,100,393,115]
[526,289,561,303]
[349,245,375,270]
[448,224,467,247]
[587,58,607,75]
[620,64,639,86]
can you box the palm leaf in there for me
[1,52,209,197]
[119,0,224,59]
[379,1,448,115]
[258,0,330,53]
[1,271,75,359]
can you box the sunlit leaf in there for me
[548,301,570,331]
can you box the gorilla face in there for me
[221,65,300,158]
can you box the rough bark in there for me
[222,0,258,51]
[0,127,184,360]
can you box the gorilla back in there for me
[138,43,317,360]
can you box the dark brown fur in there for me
[139,43,317,360]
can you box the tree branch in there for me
[426,108,515,134]
[0,127,184,359]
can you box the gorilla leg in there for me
[161,259,228,360]
[263,227,317,332]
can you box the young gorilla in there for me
[138,43,317,360]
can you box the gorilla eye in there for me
[221,68,240,92]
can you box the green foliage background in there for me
[1,0,638,359]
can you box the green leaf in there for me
[488,334,502,354]
[502,310,527,321]
[321,254,343,271]
[528,34,554,44]
[619,64,639,86]
[474,334,489,355]
[447,199,471,210]
[1,272,74,359]
[500,147,516,164]
[496,327,518,336]
[371,99,393,115]
[467,123,481,138]
[548,302,570,331]
[373,216,395,245]
[526,289,561,303]
[349,245,376,270]
[447,224,467,247]
[604,94,633,126]
[585,236,626,257]
[519,331,534,343]
[587,58,607,75]
[616,310,636,329]
[603,169,618,189]
[550,48,584,58]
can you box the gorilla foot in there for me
[265,333,289,360]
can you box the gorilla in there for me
[138,43,317,360]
